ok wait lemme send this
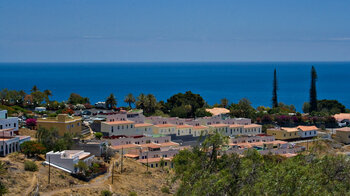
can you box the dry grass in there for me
[19,128,37,139]
[0,153,175,196]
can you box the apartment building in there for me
[0,110,19,131]
[37,114,82,136]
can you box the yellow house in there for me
[153,124,176,135]
[335,127,350,144]
[134,123,154,135]
[266,127,300,140]
[36,114,82,136]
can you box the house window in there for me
[14,123,16,127]
[165,162,167,166]
[111,127,114,132]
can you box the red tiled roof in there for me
[176,124,193,129]
[297,125,318,131]
[154,124,175,128]
[105,120,134,125]
[134,123,153,127]
[111,144,139,150]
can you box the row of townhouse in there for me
[109,136,183,168]
[101,120,262,137]
[224,135,305,157]
[266,125,318,140]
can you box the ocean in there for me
[0,62,349,111]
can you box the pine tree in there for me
[309,66,318,112]
[272,69,278,108]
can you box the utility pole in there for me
[120,147,123,173]
[48,155,51,184]
[146,151,149,172]
[111,160,114,184]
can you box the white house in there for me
[101,120,136,136]
[0,110,19,131]
[297,126,318,138]
[45,150,95,173]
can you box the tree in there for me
[272,68,278,108]
[68,93,90,105]
[144,94,157,116]
[124,93,136,108]
[31,85,38,93]
[310,66,318,113]
[20,141,46,157]
[136,93,146,109]
[229,98,256,119]
[75,160,88,175]
[105,93,117,109]
[43,89,52,103]
[94,132,103,140]
[166,91,206,118]
[220,98,229,108]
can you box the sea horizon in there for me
[1,61,349,112]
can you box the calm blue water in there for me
[0,62,349,111]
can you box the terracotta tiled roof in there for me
[134,123,153,128]
[334,113,350,121]
[140,143,161,149]
[154,124,175,128]
[244,124,261,128]
[209,123,228,128]
[297,125,318,132]
[138,157,172,164]
[336,127,350,132]
[193,125,208,129]
[176,124,193,129]
[158,142,180,147]
[111,144,139,150]
[229,124,244,128]
[205,108,230,116]
[105,120,134,125]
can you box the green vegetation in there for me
[220,98,229,108]
[68,93,90,105]
[94,132,103,139]
[272,68,278,108]
[101,190,112,196]
[20,141,46,157]
[229,98,256,119]
[161,186,170,194]
[129,191,138,196]
[124,93,136,108]
[173,132,350,195]
[310,66,318,112]
[105,93,117,109]
[24,160,38,172]
[303,99,346,115]
[36,127,74,151]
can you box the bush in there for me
[161,186,170,194]
[101,190,112,196]
[24,160,38,172]
[129,191,137,196]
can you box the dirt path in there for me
[40,161,114,196]
[24,173,37,196]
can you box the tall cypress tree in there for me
[272,68,278,108]
[309,66,318,112]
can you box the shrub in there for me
[101,190,112,196]
[25,118,37,128]
[129,191,137,196]
[161,186,170,194]
[94,132,103,140]
[24,160,38,172]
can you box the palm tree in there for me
[31,85,38,93]
[43,89,52,103]
[136,93,146,109]
[220,98,229,108]
[124,93,136,108]
[105,93,117,109]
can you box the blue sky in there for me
[0,0,350,62]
